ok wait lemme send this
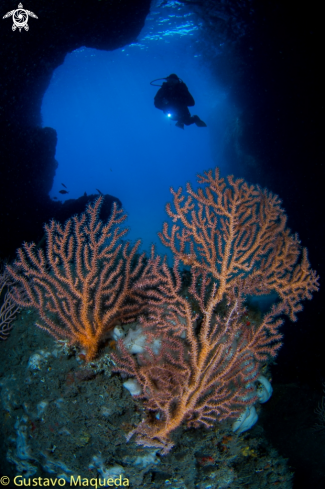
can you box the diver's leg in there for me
[192,115,207,127]
[180,107,193,126]
[180,108,207,127]
[175,121,185,129]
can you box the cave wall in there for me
[0,0,152,258]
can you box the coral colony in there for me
[7,167,319,454]
[7,200,151,361]
[0,269,20,340]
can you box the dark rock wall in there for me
[0,0,151,258]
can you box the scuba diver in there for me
[151,74,207,129]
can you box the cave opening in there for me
[41,0,235,256]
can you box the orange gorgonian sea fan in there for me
[7,197,151,360]
[112,168,319,453]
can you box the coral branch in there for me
[113,168,319,452]
[7,198,150,360]
[159,168,318,319]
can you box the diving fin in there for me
[175,121,184,129]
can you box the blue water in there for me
[41,1,234,258]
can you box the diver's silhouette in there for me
[152,74,207,129]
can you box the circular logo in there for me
[3,3,38,33]
[13,9,28,29]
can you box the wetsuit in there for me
[154,80,199,126]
